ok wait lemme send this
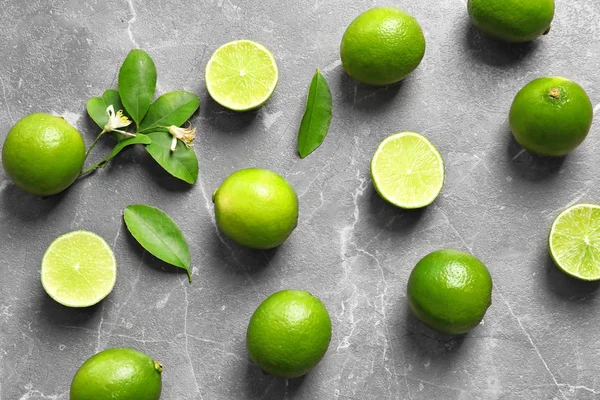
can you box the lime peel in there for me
[509,76,593,156]
[407,249,492,335]
[340,7,426,86]
[246,290,332,378]
[70,348,162,400]
[2,113,86,196]
[213,168,298,250]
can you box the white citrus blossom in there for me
[104,105,135,137]
[168,123,196,152]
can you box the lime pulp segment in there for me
[205,40,278,111]
[41,230,117,307]
[371,132,444,209]
[549,204,600,281]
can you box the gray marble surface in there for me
[1,0,600,399]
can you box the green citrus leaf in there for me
[118,49,157,126]
[105,133,152,163]
[102,90,127,116]
[123,204,192,282]
[139,91,200,131]
[86,97,107,128]
[298,69,332,158]
[144,131,198,184]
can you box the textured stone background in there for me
[1,0,600,399]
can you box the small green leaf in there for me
[123,204,192,282]
[118,49,157,126]
[139,91,200,131]
[86,97,107,128]
[105,133,152,163]
[298,69,333,158]
[145,131,198,184]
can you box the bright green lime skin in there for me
[70,348,162,400]
[247,290,332,378]
[468,0,555,42]
[2,113,85,196]
[213,168,299,250]
[407,249,493,335]
[340,7,426,86]
[509,77,593,156]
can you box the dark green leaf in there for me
[105,133,152,163]
[139,91,200,131]
[145,131,198,184]
[298,69,333,158]
[86,97,107,128]
[118,49,157,126]
[123,204,192,282]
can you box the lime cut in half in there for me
[41,230,117,307]
[549,204,600,281]
[205,40,279,112]
[371,132,445,209]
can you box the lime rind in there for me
[549,204,600,281]
[371,132,445,209]
[41,230,117,307]
[205,40,279,112]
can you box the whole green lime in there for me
[468,0,555,42]
[70,348,162,400]
[509,77,593,156]
[407,249,493,335]
[2,113,85,196]
[213,168,298,250]
[247,290,332,378]
[340,7,426,86]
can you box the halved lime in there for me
[205,40,278,112]
[371,132,444,209]
[549,204,600,281]
[41,230,117,307]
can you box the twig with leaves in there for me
[82,49,201,184]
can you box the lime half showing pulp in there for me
[549,204,600,281]
[41,230,117,307]
[371,132,444,209]
[205,40,279,111]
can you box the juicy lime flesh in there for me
[41,231,116,307]
[550,204,600,281]
[70,348,162,400]
[371,132,444,209]
[509,77,593,156]
[205,40,278,111]
[2,113,86,196]
[468,0,555,42]
[246,290,332,378]
[213,168,298,249]
[341,7,425,86]
[407,249,493,335]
